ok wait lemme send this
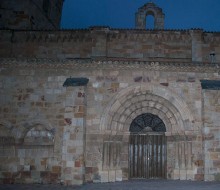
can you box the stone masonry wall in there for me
[0,0,63,30]
[61,85,87,185]
[0,29,220,63]
[0,59,218,184]
[0,27,220,185]
[203,90,220,181]
[0,68,65,184]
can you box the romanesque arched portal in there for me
[98,84,202,181]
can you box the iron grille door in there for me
[129,133,167,179]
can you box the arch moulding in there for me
[100,84,194,136]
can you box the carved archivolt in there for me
[100,84,194,135]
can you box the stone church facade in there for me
[0,1,220,185]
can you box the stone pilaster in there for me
[190,29,203,62]
[61,78,89,185]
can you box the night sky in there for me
[61,0,220,32]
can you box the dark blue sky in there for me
[61,0,220,31]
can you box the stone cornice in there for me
[0,58,219,73]
[1,29,220,44]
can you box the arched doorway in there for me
[99,84,195,181]
[129,113,167,179]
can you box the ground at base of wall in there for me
[0,180,220,190]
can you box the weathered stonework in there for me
[0,2,220,186]
[135,2,165,29]
[0,0,64,30]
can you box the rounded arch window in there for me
[129,113,166,133]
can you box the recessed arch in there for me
[12,119,55,143]
[23,124,54,145]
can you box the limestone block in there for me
[65,98,75,107]
[115,170,122,181]
[92,118,100,125]
[119,83,128,88]
[64,112,73,119]
[108,170,116,182]
[100,171,109,183]
[54,89,62,94]
[52,166,61,173]
[19,70,35,76]
[63,132,70,140]
[75,118,84,127]
[204,174,215,181]
[71,178,83,185]
[63,174,73,181]
[186,170,194,180]
[19,158,24,165]
[210,152,219,160]
[173,169,180,180]
[195,174,204,181]
[66,161,74,167]
[179,169,187,180]
[31,171,40,180]
[92,82,102,88]
[18,149,25,158]
[30,94,39,101]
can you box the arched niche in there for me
[12,119,55,146]
[23,124,54,146]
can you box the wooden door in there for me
[129,133,166,179]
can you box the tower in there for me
[0,0,64,30]
[135,2,165,30]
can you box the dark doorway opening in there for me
[129,113,167,179]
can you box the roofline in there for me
[0,27,220,33]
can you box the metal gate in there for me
[129,133,167,179]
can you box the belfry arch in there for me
[135,2,165,29]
